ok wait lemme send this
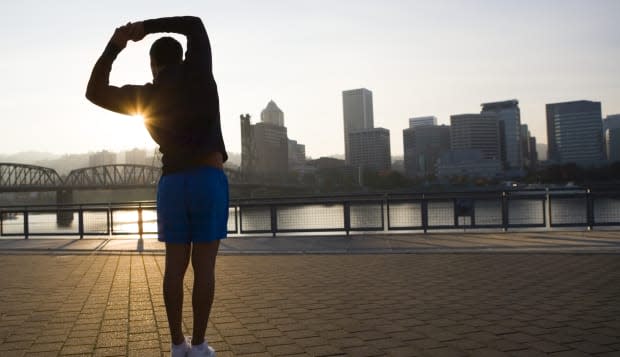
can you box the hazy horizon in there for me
[2,0,618,158]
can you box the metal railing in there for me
[1,189,619,239]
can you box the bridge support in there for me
[56,189,74,226]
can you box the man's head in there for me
[149,37,182,77]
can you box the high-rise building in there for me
[604,115,620,162]
[240,114,255,174]
[408,116,437,128]
[529,137,538,168]
[450,114,501,160]
[603,114,620,132]
[437,149,502,178]
[261,100,284,127]
[343,89,374,164]
[520,124,538,169]
[546,100,605,166]
[250,122,288,176]
[124,148,148,165]
[288,139,306,172]
[403,125,450,177]
[481,100,522,169]
[241,101,291,177]
[89,151,116,167]
[349,128,391,172]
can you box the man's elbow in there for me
[85,83,98,103]
[182,16,206,32]
[85,87,101,107]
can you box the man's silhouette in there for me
[86,16,228,357]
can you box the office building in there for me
[520,125,538,169]
[288,139,306,172]
[89,151,116,167]
[529,136,538,168]
[603,114,620,132]
[604,115,620,162]
[124,148,148,165]
[343,89,374,164]
[261,100,284,127]
[546,100,605,166]
[408,116,437,128]
[349,128,391,172]
[450,114,501,160]
[481,100,522,169]
[241,101,293,177]
[437,149,502,178]
[403,124,450,177]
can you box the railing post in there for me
[453,198,459,227]
[586,189,594,230]
[344,201,351,236]
[138,203,144,239]
[501,192,509,232]
[422,195,428,234]
[23,209,29,240]
[78,206,84,239]
[270,205,277,237]
[108,203,113,236]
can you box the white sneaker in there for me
[188,341,216,357]
[170,336,191,357]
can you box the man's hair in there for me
[150,37,183,67]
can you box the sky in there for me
[1,0,619,158]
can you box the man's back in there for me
[86,16,227,174]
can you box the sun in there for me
[133,114,145,121]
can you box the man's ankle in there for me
[172,336,186,346]
[191,336,205,346]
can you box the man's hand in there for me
[110,22,132,49]
[128,21,145,42]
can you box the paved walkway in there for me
[0,232,619,356]
[1,230,620,255]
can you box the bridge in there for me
[0,163,244,192]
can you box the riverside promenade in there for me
[0,231,619,356]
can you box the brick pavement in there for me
[0,253,619,356]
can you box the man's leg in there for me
[164,243,191,345]
[190,240,220,345]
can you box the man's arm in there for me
[140,16,213,73]
[85,25,145,116]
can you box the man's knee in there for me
[191,241,219,273]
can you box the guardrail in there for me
[1,190,619,239]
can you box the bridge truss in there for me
[0,163,242,192]
[64,165,162,189]
[0,163,63,190]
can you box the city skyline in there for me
[1,0,619,158]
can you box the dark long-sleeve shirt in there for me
[86,16,227,175]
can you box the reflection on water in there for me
[0,210,157,237]
[1,197,618,236]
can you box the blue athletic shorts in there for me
[156,166,229,244]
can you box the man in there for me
[86,16,228,357]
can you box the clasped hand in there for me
[110,22,145,49]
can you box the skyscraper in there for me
[240,100,295,177]
[403,125,450,178]
[408,116,437,129]
[349,128,391,172]
[605,114,620,163]
[481,100,522,169]
[450,114,501,160]
[546,100,605,166]
[343,89,374,164]
[261,100,284,127]
[288,139,306,172]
